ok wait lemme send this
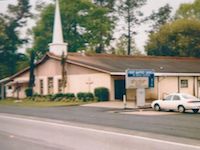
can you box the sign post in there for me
[136,88,145,107]
[125,69,154,107]
[123,94,127,109]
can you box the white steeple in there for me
[49,0,67,56]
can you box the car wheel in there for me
[192,109,199,113]
[178,105,185,113]
[154,104,161,111]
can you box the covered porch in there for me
[6,79,29,99]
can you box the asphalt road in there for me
[0,113,199,150]
[0,131,63,150]
[0,105,199,144]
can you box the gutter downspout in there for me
[178,76,180,93]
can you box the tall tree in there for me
[83,5,114,53]
[28,50,35,96]
[147,4,172,33]
[0,0,31,79]
[32,0,114,56]
[175,0,200,20]
[145,19,200,57]
[114,34,140,55]
[61,53,67,93]
[28,51,35,88]
[93,0,116,10]
[0,18,10,79]
[118,0,147,55]
[92,0,116,53]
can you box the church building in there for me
[1,0,200,103]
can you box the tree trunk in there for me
[127,6,131,55]
[29,51,35,88]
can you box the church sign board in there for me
[125,69,154,89]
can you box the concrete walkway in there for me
[82,101,151,109]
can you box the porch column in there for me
[178,76,180,93]
[157,77,160,99]
[1,83,4,99]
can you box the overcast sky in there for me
[0,0,195,53]
[136,0,195,52]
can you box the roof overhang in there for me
[110,72,200,76]
[0,77,11,84]
[66,60,111,74]
[9,54,49,80]
[155,72,200,77]
[47,53,111,74]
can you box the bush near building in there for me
[25,88,33,97]
[77,92,94,101]
[25,90,106,103]
[94,87,109,101]
[26,92,96,102]
[27,93,76,102]
[51,93,76,101]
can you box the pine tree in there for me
[118,0,147,55]
[0,0,31,79]
[28,51,35,96]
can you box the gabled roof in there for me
[64,53,200,74]
[0,77,11,84]
[9,54,49,80]
[7,52,200,80]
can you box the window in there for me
[48,77,54,94]
[58,79,62,93]
[181,80,188,88]
[40,80,44,95]
[198,80,200,87]
[173,95,180,100]
[164,95,172,101]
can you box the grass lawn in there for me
[0,99,94,107]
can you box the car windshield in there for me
[182,94,199,100]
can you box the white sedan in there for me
[151,93,200,113]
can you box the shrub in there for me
[47,93,76,101]
[85,92,94,101]
[34,97,47,102]
[64,93,76,100]
[25,88,33,97]
[33,93,41,97]
[46,94,53,101]
[77,92,94,101]
[28,93,40,101]
[51,93,64,101]
[94,87,109,101]
[77,92,84,100]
